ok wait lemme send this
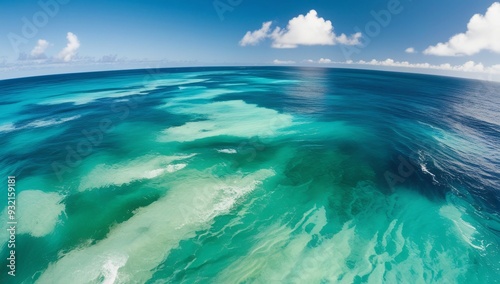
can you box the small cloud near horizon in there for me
[405,47,416,54]
[345,58,500,75]
[16,33,80,63]
[31,39,50,59]
[318,58,332,63]
[273,59,296,64]
[58,32,80,62]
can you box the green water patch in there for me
[147,139,499,283]
[35,167,276,283]
[60,184,161,245]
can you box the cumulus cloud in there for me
[273,59,295,64]
[405,47,416,54]
[240,10,361,48]
[18,39,50,61]
[424,2,500,56]
[31,39,49,59]
[239,21,272,46]
[333,33,362,46]
[58,32,80,62]
[318,58,333,64]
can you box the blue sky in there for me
[1,0,499,80]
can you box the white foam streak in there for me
[0,115,80,133]
[38,169,275,284]
[43,78,208,105]
[78,154,194,191]
[217,148,237,154]
[101,254,129,284]
[440,205,485,251]
[25,115,81,128]
[0,122,16,133]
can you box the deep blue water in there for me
[0,67,499,283]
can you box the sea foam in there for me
[78,154,195,191]
[37,168,275,284]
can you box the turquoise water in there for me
[0,67,499,283]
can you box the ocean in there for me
[0,67,499,283]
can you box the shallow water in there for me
[0,67,499,283]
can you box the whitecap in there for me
[100,254,129,284]
[217,149,237,154]
[417,151,439,184]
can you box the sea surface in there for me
[0,67,499,283]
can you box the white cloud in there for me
[346,58,493,74]
[318,58,332,64]
[240,10,361,48]
[239,21,272,46]
[99,54,119,63]
[18,39,50,60]
[405,47,416,54]
[58,32,80,62]
[457,61,485,72]
[31,39,49,59]
[334,33,362,45]
[424,2,500,56]
[273,59,295,64]
[491,64,500,73]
